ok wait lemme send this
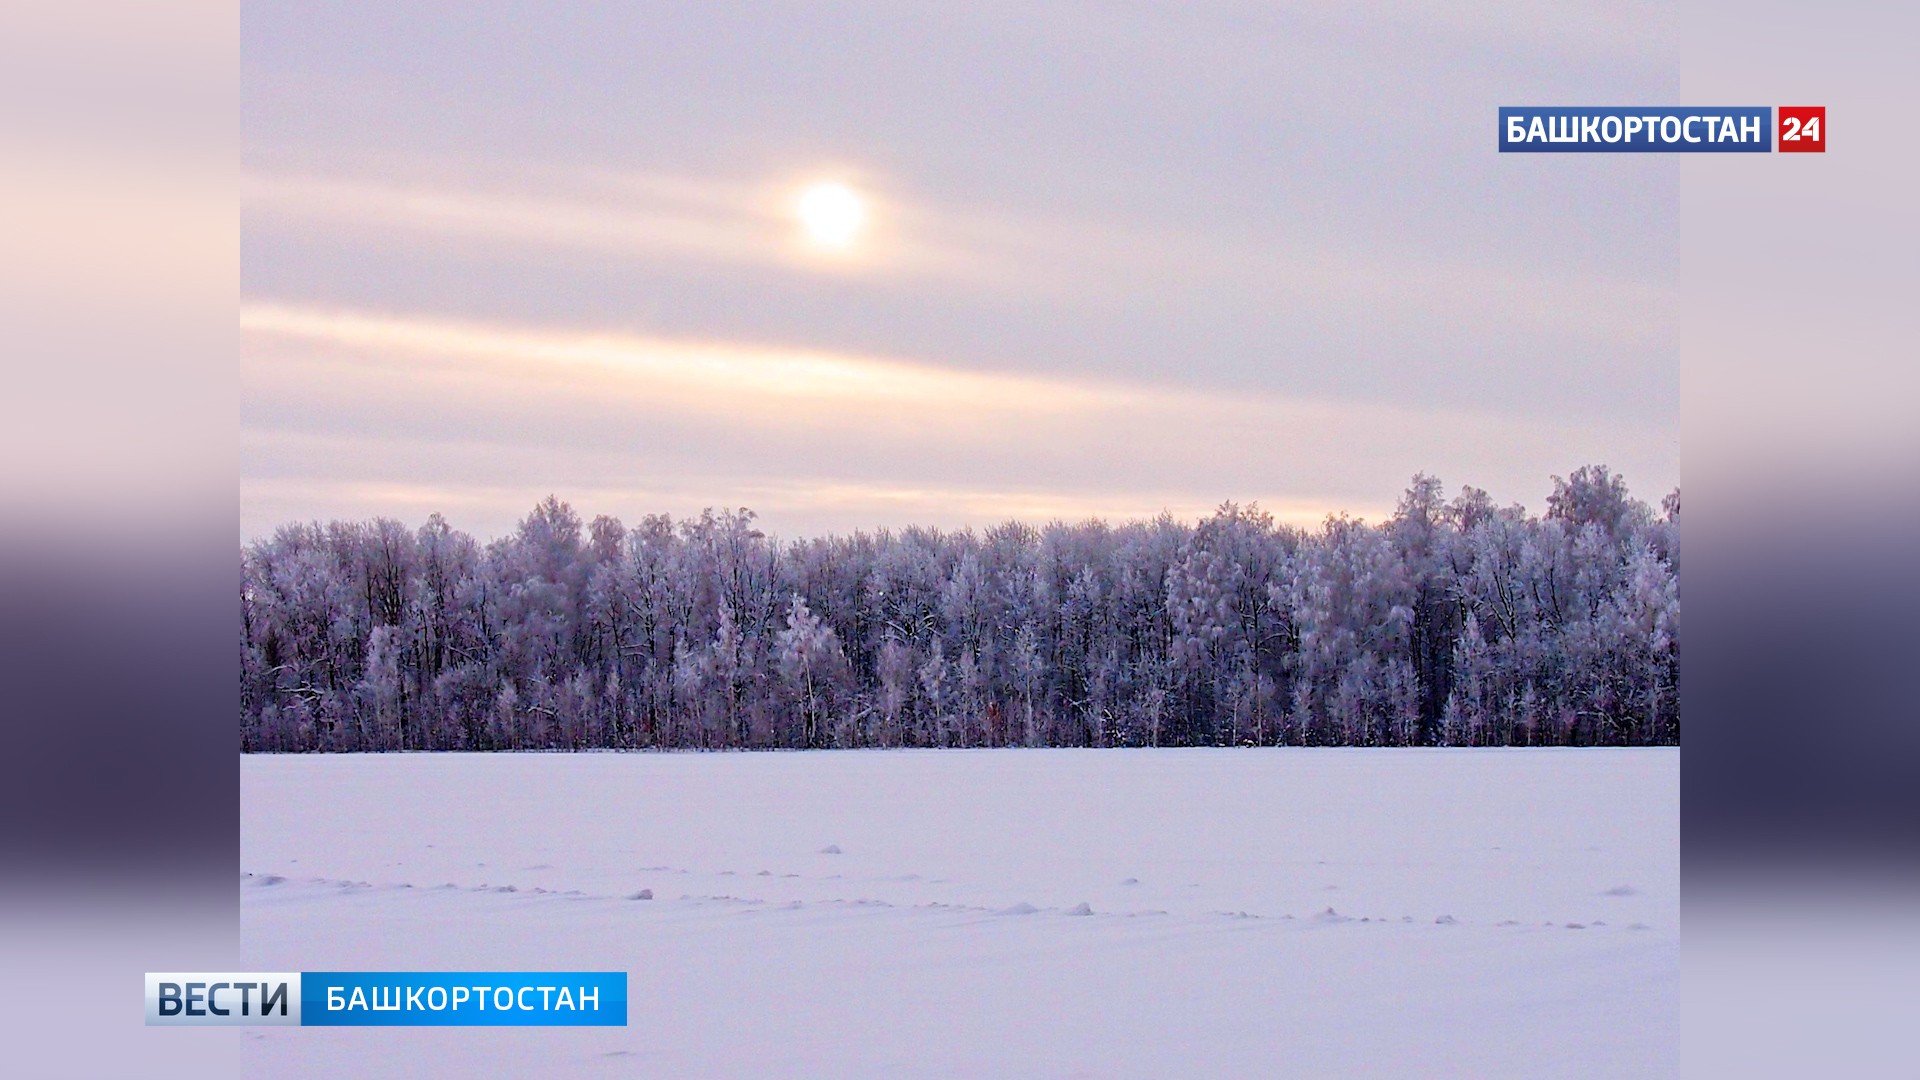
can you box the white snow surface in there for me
[242,748,1677,1078]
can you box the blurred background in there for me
[1680,2,1920,1077]
[0,2,238,1076]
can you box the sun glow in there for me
[795,181,868,250]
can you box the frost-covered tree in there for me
[240,469,1680,751]
[776,595,850,749]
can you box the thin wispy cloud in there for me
[241,302,1670,537]
[243,170,903,275]
[238,471,1317,541]
[241,301,1119,420]
[245,166,1667,346]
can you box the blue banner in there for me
[300,971,627,1026]
[1499,107,1773,153]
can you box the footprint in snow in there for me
[1601,885,1639,897]
[1119,878,1140,886]
[1065,902,1093,916]
[818,844,842,855]
[996,902,1040,916]
[627,889,653,900]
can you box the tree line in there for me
[239,466,1678,752]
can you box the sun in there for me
[795,181,868,251]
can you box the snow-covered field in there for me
[241,749,1677,1078]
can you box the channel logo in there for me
[1499,107,1825,153]
[146,973,301,1027]
[1776,106,1826,152]
[145,972,628,1026]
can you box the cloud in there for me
[239,469,1332,542]
[240,301,1119,423]
[241,168,949,279]
[240,302,1674,537]
[243,166,1669,348]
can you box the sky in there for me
[241,2,1679,540]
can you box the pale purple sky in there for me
[242,2,1678,539]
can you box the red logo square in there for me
[1778,106,1825,152]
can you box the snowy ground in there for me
[241,748,1677,1078]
